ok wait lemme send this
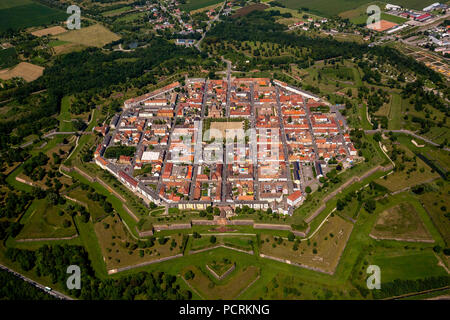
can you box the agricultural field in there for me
[277,0,439,16]
[31,26,66,37]
[101,6,133,17]
[260,215,354,274]
[16,199,77,240]
[0,62,44,82]
[266,6,323,26]
[233,3,269,18]
[370,202,433,242]
[339,2,408,25]
[56,24,121,48]
[0,0,66,32]
[180,0,224,13]
[183,264,260,299]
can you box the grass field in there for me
[376,141,439,192]
[419,181,450,246]
[58,96,75,131]
[102,6,132,16]
[369,250,448,282]
[67,187,110,222]
[261,215,354,274]
[388,93,404,129]
[394,134,450,173]
[190,235,255,252]
[183,265,259,299]
[94,215,183,271]
[371,202,433,241]
[0,0,66,32]
[16,199,77,240]
[57,24,120,48]
[180,0,224,12]
[48,40,69,48]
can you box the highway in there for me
[0,263,73,300]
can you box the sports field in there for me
[209,121,244,140]
[0,0,66,32]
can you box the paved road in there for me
[157,102,184,196]
[275,86,295,194]
[365,129,450,152]
[224,58,232,118]
[249,83,260,200]
[304,99,320,161]
[195,1,226,51]
[189,83,208,200]
[0,263,73,300]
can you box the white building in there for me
[423,2,440,12]
[287,190,304,207]
[386,4,402,10]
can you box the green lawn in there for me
[59,96,74,131]
[388,93,403,129]
[48,40,69,48]
[191,235,255,252]
[370,250,447,282]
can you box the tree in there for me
[287,232,295,242]
[210,235,217,244]
[185,270,195,280]
[364,199,376,213]
[193,231,201,239]
[305,186,312,193]
[433,245,442,253]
